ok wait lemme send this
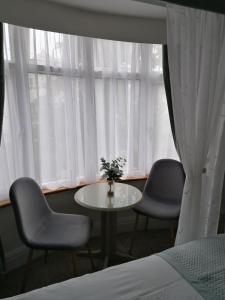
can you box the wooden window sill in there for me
[0,176,147,208]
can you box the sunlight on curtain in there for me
[0,24,177,198]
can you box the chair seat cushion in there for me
[29,213,91,250]
[133,196,180,220]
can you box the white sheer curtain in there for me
[0,23,177,199]
[167,5,225,244]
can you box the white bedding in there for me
[6,255,202,300]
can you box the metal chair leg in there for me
[21,249,33,293]
[0,236,6,272]
[129,213,140,255]
[87,243,96,271]
[71,251,77,277]
[144,216,149,231]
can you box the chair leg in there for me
[144,216,149,231]
[87,243,96,271]
[21,249,33,293]
[44,250,48,264]
[71,251,78,277]
[129,213,140,255]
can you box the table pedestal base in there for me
[78,211,136,269]
[101,211,135,268]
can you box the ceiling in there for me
[44,0,166,19]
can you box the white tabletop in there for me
[74,182,142,212]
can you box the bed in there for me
[5,234,225,300]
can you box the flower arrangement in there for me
[100,157,126,182]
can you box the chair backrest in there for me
[9,177,51,246]
[143,159,185,204]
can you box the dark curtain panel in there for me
[0,22,4,144]
[137,0,225,15]
[162,45,178,151]
[165,0,225,14]
[0,22,5,272]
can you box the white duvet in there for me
[6,255,203,300]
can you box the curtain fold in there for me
[167,4,225,244]
[162,44,179,155]
[0,23,4,143]
[0,24,177,198]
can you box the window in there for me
[0,24,177,198]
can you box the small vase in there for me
[107,180,114,196]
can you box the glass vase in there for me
[107,180,114,196]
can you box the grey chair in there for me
[129,159,185,255]
[9,177,95,292]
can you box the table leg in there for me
[78,211,136,269]
[77,212,117,268]
[101,211,117,268]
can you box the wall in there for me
[0,0,166,44]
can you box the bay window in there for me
[0,23,177,199]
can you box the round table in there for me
[74,182,142,267]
